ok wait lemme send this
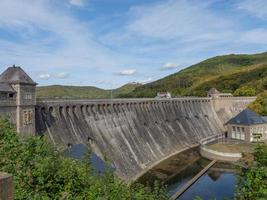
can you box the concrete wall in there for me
[249,124,267,141]
[227,123,267,142]
[200,146,241,162]
[211,97,256,123]
[0,172,13,200]
[35,97,253,180]
[11,83,36,134]
[0,105,17,125]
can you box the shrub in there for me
[0,118,168,200]
[235,144,267,200]
[233,86,257,96]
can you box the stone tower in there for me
[0,65,37,135]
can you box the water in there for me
[64,143,114,174]
[168,162,239,200]
[67,144,237,199]
[178,171,236,200]
[138,151,237,200]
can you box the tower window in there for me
[23,110,32,125]
[24,94,32,100]
[0,92,7,99]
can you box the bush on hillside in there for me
[235,145,267,199]
[0,118,168,200]
[233,86,257,96]
[249,92,267,115]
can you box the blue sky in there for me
[0,0,266,88]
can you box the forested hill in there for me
[37,52,267,114]
[37,83,141,99]
[122,52,267,98]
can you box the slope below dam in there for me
[35,97,255,181]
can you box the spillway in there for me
[35,97,254,180]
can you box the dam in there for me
[35,97,254,180]
[0,66,256,181]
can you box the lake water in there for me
[67,144,237,199]
[168,161,237,200]
[65,143,114,174]
[138,151,238,200]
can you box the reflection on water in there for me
[167,160,237,200]
[67,144,237,199]
[167,159,207,196]
[178,170,236,200]
[65,143,114,174]
[138,150,237,200]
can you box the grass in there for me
[206,142,256,153]
[206,142,259,164]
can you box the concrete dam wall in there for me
[35,97,254,180]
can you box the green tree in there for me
[235,144,267,200]
[0,118,168,200]
[233,86,257,96]
[249,91,267,115]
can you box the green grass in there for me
[206,142,256,153]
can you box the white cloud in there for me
[115,69,137,76]
[38,72,69,80]
[128,0,232,41]
[54,72,69,79]
[236,0,267,19]
[0,0,127,74]
[39,74,51,80]
[69,0,85,7]
[160,62,178,70]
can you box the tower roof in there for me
[208,88,220,94]
[226,108,267,126]
[0,65,37,85]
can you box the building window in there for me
[9,93,14,98]
[0,92,7,99]
[24,94,32,100]
[233,127,236,132]
[241,127,245,132]
[23,110,32,125]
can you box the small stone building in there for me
[0,65,37,135]
[207,88,233,98]
[226,108,267,142]
[156,92,171,98]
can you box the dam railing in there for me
[199,134,225,145]
[36,97,213,104]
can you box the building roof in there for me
[226,108,267,126]
[0,66,37,85]
[0,83,15,93]
[208,88,220,94]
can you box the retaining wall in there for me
[200,146,242,162]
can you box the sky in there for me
[0,0,266,88]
